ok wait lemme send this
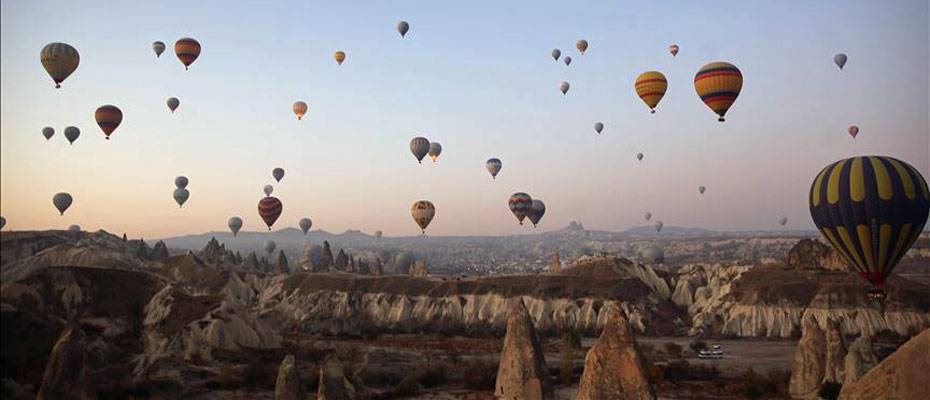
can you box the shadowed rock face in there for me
[787,238,846,272]
[842,335,877,387]
[839,328,930,400]
[789,317,828,399]
[495,298,552,400]
[274,354,302,400]
[317,359,355,400]
[576,303,655,400]
[36,325,93,400]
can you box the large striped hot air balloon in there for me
[258,196,283,230]
[40,43,80,88]
[508,193,533,225]
[175,38,201,70]
[635,71,667,113]
[809,156,929,301]
[694,62,743,122]
[411,200,435,234]
[95,105,123,140]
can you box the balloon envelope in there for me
[778,216,788,226]
[263,184,274,197]
[0,216,5,230]
[669,44,679,57]
[635,71,668,113]
[258,197,283,230]
[64,126,80,144]
[334,51,346,65]
[699,186,706,194]
[153,41,165,57]
[40,43,80,88]
[167,97,180,113]
[397,21,409,37]
[559,81,570,95]
[68,224,81,232]
[594,122,604,134]
[644,212,652,221]
[486,158,502,179]
[576,39,588,54]
[694,62,743,122]
[551,49,561,61]
[375,230,383,239]
[299,218,312,235]
[53,192,73,215]
[848,125,859,138]
[411,200,435,233]
[293,101,308,120]
[95,105,123,139]
[428,142,442,162]
[637,153,644,161]
[563,56,572,66]
[410,137,430,163]
[228,217,243,236]
[654,220,664,232]
[527,200,546,227]
[42,127,55,140]
[174,176,189,189]
[508,193,533,225]
[834,53,847,70]
[173,188,190,207]
[272,168,285,183]
[175,38,201,70]
[809,156,929,298]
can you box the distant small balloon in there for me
[334,51,346,65]
[551,49,561,61]
[644,212,652,221]
[594,122,604,134]
[834,53,847,70]
[42,127,55,141]
[576,39,588,54]
[263,184,274,197]
[428,142,442,162]
[559,81,570,95]
[397,21,410,37]
[669,44,679,57]
[698,186,706,194]
[527,199,546,228]
[174,176,189,189]
[175,38,201,70]
[637,153,644,161]
[778,216,788,226]
[563,56,572,66]
[95,105,123,140]
[228,216,243,236]
[293,101,308,120]
[167,97,180,113]
[173,188,190,208]
[410,137,430,164]
[152,41,166,57]
[0,216,6,230]
[375,230,383,239]
[68,224,81,232]
[64,126,80,145]
[486,158,502,179]
[53,192,73,215]
[848,125,859,138]
[263,240,276,255]
[299,217,312,235]
[273,168,285,183]
[654,220,664,233]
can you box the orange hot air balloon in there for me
[175,38,201,70]
[635,71,668,113]
[848,125,859,138]
[95,105,123,140]
[258,196,283,230]
[293,101,308,120]
[694,62,743,122]
[334,51,346,65]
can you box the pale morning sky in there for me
[1,0,927,238]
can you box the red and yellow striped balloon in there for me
[175,38,201,70]
[635,71,667,113]
[94,105,123,140]
[694,62,742,122]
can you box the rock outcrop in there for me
[822,318,847,384]
[576,303,655,400]
[495,298,552,399]
[409,260,429,277]
[549,253,561,273]
[317,359,355,400]
[789,317,827,399]
[842,335,877,387]
[787,238,846,271]
[274,354,303,400]
[276,250,290,274]
[36,325,94,400]
[839,328,930,400]
[150,241,170,262]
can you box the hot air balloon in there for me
[167,97,180,113]
[293,101,308,120]
[563,56,572,66]
[68,224,81,233]
[263,184,274,197]
[559,81,570,95]
[834,53,847,70]
[273,168,285,183]
[576,40,588,54]
[175,38,201,70]
[411,200,435,234]
[42,127,55,141]
[698,186,706,194]
[228,216,243,236]
[40,43,80,88]
[258,196,283,230]
[669,44,679,57]
[64,126,80,145]
[637,153,644,161]
[848,125,859,138]
[594,122,604,134]
[694,62,743,122]
[635,71,668,113]
[375,230,383,239]
[809,156,929,301]
[299,218,312,235]
[410,137,430,164]
[428,142,442,162]
[508,193,533,225]
[263,240,276,255]
[152,41,166,57]
[527,200,546,228]
[397,21,410,37]
[175,176,189,189]
[551,49,561,61]
[95,105,122,140]
[0,216,5,230]
[644,212,652,221]
[334,51,346,65]
[173,188,190,208]
[53,192,73,215]
[486,158,502,179]
[654,220,664,233]
[778,216,788,226]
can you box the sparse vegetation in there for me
[664,342,683,359]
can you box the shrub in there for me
[689,340,708,352]
[664,342,683,359]
[819,381,842,400]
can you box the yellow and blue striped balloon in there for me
[40,43,80,88]
[809,156,929,298]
